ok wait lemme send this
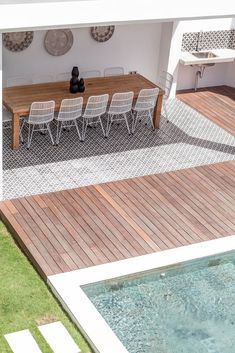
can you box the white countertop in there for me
[180,48,235,66]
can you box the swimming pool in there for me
[83,251,235,353]
[48,235,235,353]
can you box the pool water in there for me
[82,251,235,353]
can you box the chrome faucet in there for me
[196,30,204,52]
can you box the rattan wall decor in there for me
[44,29,74,56]
[3,31,34,52]
[90,26,115,42]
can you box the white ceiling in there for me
[0,0,88,3]
[0,0,234,32]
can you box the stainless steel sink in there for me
[191,51,217,59]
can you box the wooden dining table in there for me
[3,73,164,150]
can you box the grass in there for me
[0,222,91,353]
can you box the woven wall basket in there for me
[90,26,115,42]
[44,29,74,56]
[3,31,34,52]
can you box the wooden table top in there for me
[3,74,164,116]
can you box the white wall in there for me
[225,62,235,88]
[177,63,230,90]
[3,23,162,85]
[175,17,235,90]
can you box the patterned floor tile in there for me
[3,99,235,199]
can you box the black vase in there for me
[71,66,79,77]
[78,78,85,92]
[70,76,79,94]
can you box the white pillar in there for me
[157,21,183,98]
[166,21,184,98]
[0,33,3,200]
[157,22,174,78]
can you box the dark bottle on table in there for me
[70,76,79,94]
[78,78,85,92]
[70,66,79,93]
[71,66,79,77]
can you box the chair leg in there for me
[56,121,60,145]
[47,123,54,145]
[99,116,106,137]
[74,119,82,141]
[163,100,169,123]
[27,124,35,149]
[81,119,88,141]
[149,110,155,130]
[105,114,113,138]
[124,113,131,135]
[58,121,64,144]
[20,120,25,143]
[131,111,138,134]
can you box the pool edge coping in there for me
[48,234,235,353]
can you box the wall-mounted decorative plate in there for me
[91,26,115,42]
[3,31,34,52]
[44,29,73,56]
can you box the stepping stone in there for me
[38,321,80,353]
[4,329,42,353]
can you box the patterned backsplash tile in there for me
[182,29,235,52]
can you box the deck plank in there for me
[1,161,235,279]
[177,85,235,136]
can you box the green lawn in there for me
[0,222,91,353]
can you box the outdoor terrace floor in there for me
[1,160,235,280]
[177,85,235,136]
[3,97,235,200]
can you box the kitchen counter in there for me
[180,48,235,66]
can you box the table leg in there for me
[153,94,163,129]
[11,113,20,150]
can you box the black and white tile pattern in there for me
[3,100,235,200]
[182,29,235,52]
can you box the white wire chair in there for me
[131,88,159,133]
[32,74,54,84]
[80,94,109,141]
[55,97,83,144]
[7,76,32,87]
[104,67,124,77]
[106,91,134,137]
[158,71,173,122]
[55,72,71,81]
[20,101,55,149]
[80,70,101,78]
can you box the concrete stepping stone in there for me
[38,321,80,353]
[4,329,42,353]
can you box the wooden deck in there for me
[177,85,235,136]
[1,161,235,280]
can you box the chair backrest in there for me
[104,67,124,77]
[28,101,55,124]
[83,94,109,118]
[134,88,159,111]
[7,76,32,87]
[57,97,83,121]
[108,91,134,115]
[159,71,173,99]
[33,74,54,84]
[80,70,101,78]
[55,72,71,82]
